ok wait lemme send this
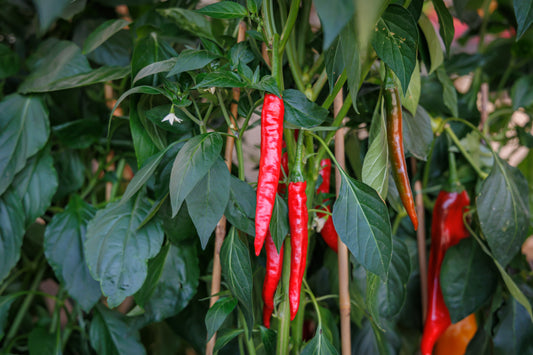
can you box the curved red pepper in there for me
[384,71,418,231]
[421,189,470,355]
[262,232,284,328]
[288,181,308,320]
[316,159,338,252]
[255,94,284,256]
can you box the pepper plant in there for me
[0,0,532,354]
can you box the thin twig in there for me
[334,88,351,355]
[205,22,246,355]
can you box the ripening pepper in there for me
[262,232,284,328]
[316,159,338,252]
[434,313,477,355]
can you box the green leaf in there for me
[186,158,230,248]
[313,0,354,49]
[44,195,100,311]
[135,243,199,322]
[194,71,245,89]
[53,119,102,149]
[133,58,177,84]
[354,0,388,55]
[418,14,444,74]
[167,50,218,77]
[269,194,289,252]
[205,297,238,341]
[169,133,223,216]
[300,327,339,355]
[83,19,130,54]
[477,159,530,267]
[85,194,164,307]
[283,89,329,128]
[435,65,458,117]
[32,66,130,92]
[340,22,362,107]
[28,326,61,355]
[111,86,169,119]
[89,305,146,355]
[225,176,256,236]
[367,238,411,324]
[19,40,91,93]
[0,191,25,283]
[518,152,533,224]
[121,143,178,205]
[12,150,58,226]
[511,76,533,110]
[259,326,277,354]
[332,173,392,278]
[0,43,20,79]
[324,38,344,93]
[131,32,176,86]
[214,329,244,353]
[362,104,389,199]
[196,2,247,19]
[145,105,194,136]
[220,227,254,329]
[0,294,18,341]
[493,299,533,354]
[159,8,215,42]
[514,0,533,39]
[33,0,71,33]
[441,238,498,322]
[0,94,50,195]
[432,0,454,53]
[400,60,420,115]
[402,106,433,161]
[129,100,159,169]
[471,232,533,320]
[371,5,418,93]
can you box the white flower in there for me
[161,112,182,125]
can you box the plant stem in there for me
[311,69,328,102]
[262,0,276,43]
[238,309,256,355]
[279,0,300,54]
[276,242,292,355]
[444,125,488,179]
[285,35,305,92]
[321,71,347,110]
[5,257,46,344]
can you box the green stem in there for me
[179,106,204,132]
[272,34,284,90]
[310,69,328,102]
[279,0,301,54]
[307,53,324,79]
[238,310,256,355]
[392,211,406,236]
[321,71,347,110]
[285,36,305,92]
[235,139,245,181]
[444,125,488,179]
[302,279,322,326]
[5,258,46,343]
[276,242,292,355]
[447,135,459,186]
[216,89,238,133]
[262,0,276,43]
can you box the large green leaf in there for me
[324,38,343,93]
[283,89,329,128]
[159,8,216,42]
[340,22,362,107]
[19,40,91,93]
[269,194,289,252]
[205,297,238,341]
[367,238,411,324]
[28,326,61,355]
[515,0,533,39]
[0,191,25,283]
[0,44,20,79]
[225,176,256,236]
[511,76,533,110]
[33,0,71,33]
[167,50,218,77]
[196,2,247,19]
[362,103,389,198]
[400,60,420,115]
[82,19,130,54]
[371,5,418,93]
[186,158,230,248]
[214,329,244,353]
[332,172,392,278]
[313,0,354,49]
[220,227,254,329]
[435,65,458,117]
[432,0,454,53]
[354,0,388,54]
[493,299,533,355]
[194,71,245,89]
[85,195,164,307]
[441,238,498,322]
[12,150,58,226]
[300,326,339,355]
[169,133,223,216]
[135,243,199,322]
[133,58,177,84]
[0,94,49,195]
[402,106,433,161]
[130,101,159,168]
[477,159,530,267]
[31,66,130,92]
[44,195,100,311]
[89,305,146,355]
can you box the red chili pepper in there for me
[262,232,284,328]
[384,69,418,230]
[316,159,338,252]
[288,180,308,320]
[421,189,470,355]
[255,94,284,256]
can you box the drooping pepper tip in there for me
[263,306,273,328]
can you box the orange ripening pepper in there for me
[434,313,477,355]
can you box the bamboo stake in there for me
[205,22,246,355]
[334,89,351,355]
